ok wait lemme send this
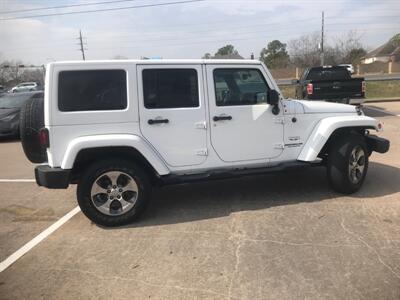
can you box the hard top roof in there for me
[48,59,261,67]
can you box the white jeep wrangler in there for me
[19,59,389,226]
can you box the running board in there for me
[159,161,321,185]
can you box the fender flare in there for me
[297,115,379,162]
[61,134,170,175]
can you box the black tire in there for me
[77,160,151,227]
[327,134,369,194]
[19,97,47,163]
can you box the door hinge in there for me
[195,121,207,129]
[274,143,285,149]
[274,117,285,124]
[195,148,208,156]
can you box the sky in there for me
[0,0,399,65]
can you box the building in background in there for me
[362,33,400,64]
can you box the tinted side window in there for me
[214,69,269,106]
[58,70,127,112]
[143,69,199,109]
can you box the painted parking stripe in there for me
[0,179,36,182]
[0,206,81,273]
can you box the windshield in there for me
[0,93,35,108]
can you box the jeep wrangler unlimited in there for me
[20,59,389,226]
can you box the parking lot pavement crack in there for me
[227,237,242,300]
[241,238,361,249]
[227,207,245,300]
[340,218,400,280]
[34,267,229,297]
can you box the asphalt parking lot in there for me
[0,102,399,299]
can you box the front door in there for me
[138,65,207,167]
[206,65,284,162]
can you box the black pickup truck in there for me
[294,66,365,104]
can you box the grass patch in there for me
[365,80,400,99]
[278,85,295,99]
[278,80,400,100]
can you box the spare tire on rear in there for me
[20,97,47,163]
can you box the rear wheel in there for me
[77,160,151,226]
[327,134,369,194]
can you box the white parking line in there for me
[0,206,81,273]
[0,179,36,182]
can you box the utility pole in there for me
[78,30,86,60]
[320,11,324,66]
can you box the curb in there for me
[364,98,400,103]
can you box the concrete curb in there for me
[364,98,400,103]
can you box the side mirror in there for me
[267,89,280,115]
[267,89,280,106]
[291,79,299,84]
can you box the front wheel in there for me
[77,160,151,226]
[327,134,369,194]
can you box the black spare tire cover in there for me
[20,97,47,163]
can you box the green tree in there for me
[345,48,367,65]
[260,40,290,68]
[202,53,212,59]
[214,44,238,56]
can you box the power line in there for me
[0,0,141,14]
[5,25,398,55]
[2,23,398,54]
[0,0,205,21]
[3,15,396,50]
[77,13,400,35]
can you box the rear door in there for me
[137,65,207,167]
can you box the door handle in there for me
[213,115,232,121]
[148,118,169,125]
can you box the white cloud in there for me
[0,0,399,64]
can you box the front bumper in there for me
[365,135,390,154]
[35,165,71,189]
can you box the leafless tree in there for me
[332,30,366,64]
[288,31,367,67]
[288,32,321,67]
[0,57,44,87]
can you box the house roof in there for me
[364,33,400,58]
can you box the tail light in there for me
[39,128,50,148]
[306,83,313,95]
[362,81,366,93]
